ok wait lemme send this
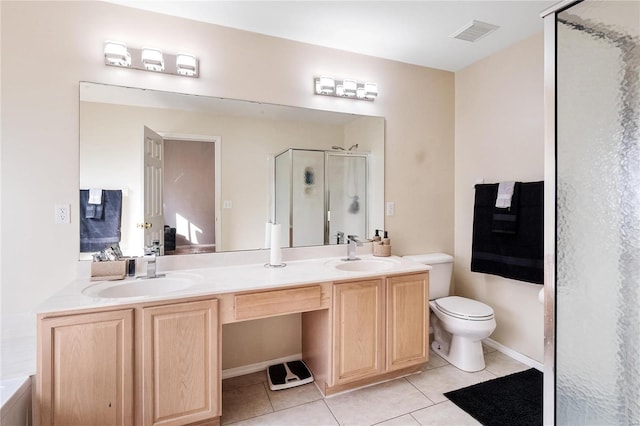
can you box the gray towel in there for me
[85,201,104,219]
[80,189,122,252]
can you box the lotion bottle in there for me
[382,231,390,245]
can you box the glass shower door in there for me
[326,153,367,245]
[555,1,639,424]
[274,149,326,247]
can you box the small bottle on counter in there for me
[382,231,390,245]
[126,258,137,276]
[373,231,391,257]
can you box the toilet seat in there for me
[434,296,494,321]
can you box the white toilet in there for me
[403,253,496,372]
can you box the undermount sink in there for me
[82,272,201,299]
[332,258,399,272]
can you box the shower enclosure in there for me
[274,148,368,247]
[543,1,639,424]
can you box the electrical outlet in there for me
[386,201,395,216]
[55,204,71,224]
[223,200,233,209]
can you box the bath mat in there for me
[444,368,542,426]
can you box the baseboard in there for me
[483,338,544,372]
[221,353,303,380]
[221,341,543,380]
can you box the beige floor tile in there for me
[231,400,338,426]
[221,351,528,425]
[483,351,530,377]
[222,382,273,425]
[406,365,496,404]
[482,341,497,354]
[223,371,268,391]
[267,382,323,411]
[325,378,433,425]
[375,414,421,426]
[422,349,449,371]
[411,401,482,426]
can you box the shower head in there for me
[331,146,345,150]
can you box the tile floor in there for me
[221,344,532,425]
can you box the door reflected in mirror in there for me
[79,82,384,259]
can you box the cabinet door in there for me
[387,274,428,371]
[142,299,220,426]
[38,309,134,426]
[333,279,384,385]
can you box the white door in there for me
[143,126,165,253]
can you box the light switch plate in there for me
[55,204,71,224]
[386,201,395,216]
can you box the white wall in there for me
[1,2,454,366]
[454,33,544,362]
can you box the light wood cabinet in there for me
[36,309,134,426]
[140,299,220,426]
[332,279,385,385]
[36,298,220,426]
[234,285,322,321]
[305,272,428,395]
[36,269,426,420]
[386,274,428,370]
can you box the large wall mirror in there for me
[79,82,384,259]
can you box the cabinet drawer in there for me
[235,286,322,320]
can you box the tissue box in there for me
[91,260,126,281]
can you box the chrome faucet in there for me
[345,235,362,261]
[142,251,165,279]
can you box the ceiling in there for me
[107,1,556,72]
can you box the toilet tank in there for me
[403,253,454,300]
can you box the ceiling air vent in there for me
[450,20,500,42]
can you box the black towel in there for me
[491,182,520,234]
[80,189,122,253]
[471,182,544,284]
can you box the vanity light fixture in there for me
[141,48,164,72]
[176,53,198,76]
[103,40,199,78]
[314,77,378,101]
[343,79,357,97]
[364,82,378,100]
[316,76,336,95]
[104,41,131,67]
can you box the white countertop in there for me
[1,246,430,391]
[37,254,430,315]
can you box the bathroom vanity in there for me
[33,255,429,426]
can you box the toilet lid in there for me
[434,296,494,321]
